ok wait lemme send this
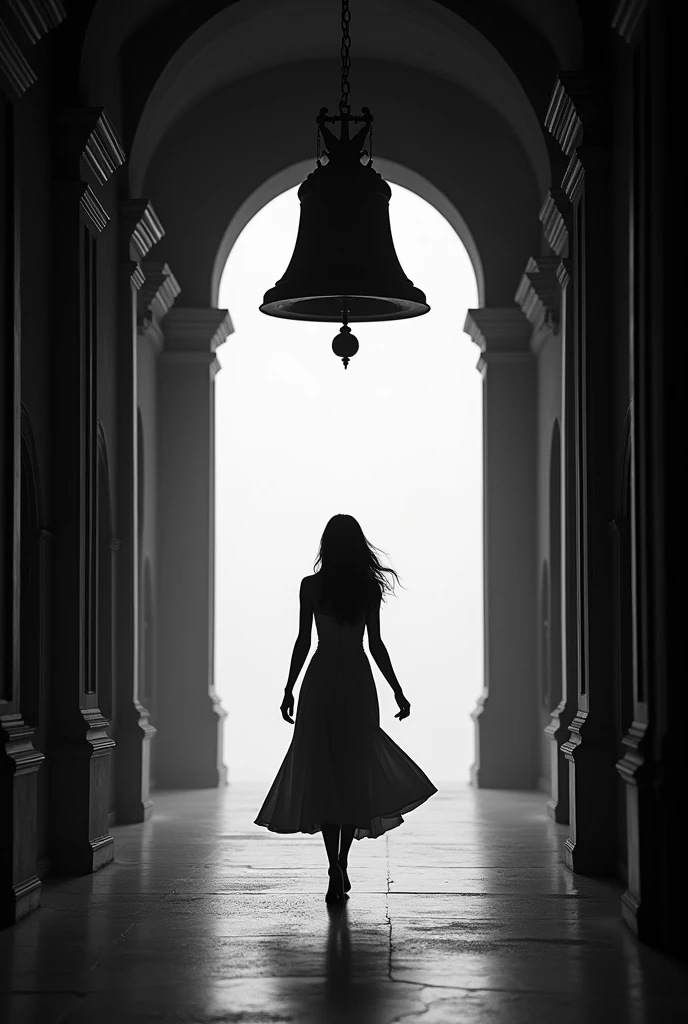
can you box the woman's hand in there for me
[280,690,294,724]
[394,690,411,721]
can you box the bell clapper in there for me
[332,302,359,369]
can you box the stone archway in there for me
[125,0,558,792]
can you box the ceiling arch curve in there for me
[128,0,550,197]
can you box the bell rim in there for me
[260,292,430,323]
[259,296,427,319]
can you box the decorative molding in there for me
[162,307,234,355]
[0,17,37,97]
[80,184,109,234]
[7,0,66,45]
[464,307,532,374]
[120,199,165,263]
[539,188,570,256]
[562,152,585,204]
[612,0,650,44]
[545,74,584,157]
[545,72,609,156]
[556,259,572,290]
[137,262,181,336]
[59,108,126,185]
[515,257,562,354]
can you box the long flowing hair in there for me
[313,514,402,625]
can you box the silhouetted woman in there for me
[255,514,437,904]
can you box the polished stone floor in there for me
[2,783,687,1023]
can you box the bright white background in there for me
[215,181,483,784]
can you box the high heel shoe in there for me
[325,865,345,903]
[337,858,351,893]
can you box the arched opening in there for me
[214,175,482,785]
[96,425,115,820]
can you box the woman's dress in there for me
[254,606,437,840]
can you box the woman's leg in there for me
[321,822,341,869]
[339,824,355,865]
[338,823,355,892]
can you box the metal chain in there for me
[339,0,351,115]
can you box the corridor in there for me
[2,784,686,1023]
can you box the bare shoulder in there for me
[301,574,317,591]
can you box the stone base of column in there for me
[0,716,45,925]
[49,708,115,875]
[545,699,575,823]
[562,713,618,874]
[470,692,537,789]
[156,693,227,789]
[114,699,156,823]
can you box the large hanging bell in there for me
[260,113,429,323]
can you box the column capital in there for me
[162,307,233,355]
[515,257,562,354]
[464,307,532,372]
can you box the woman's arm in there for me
[284,577,313,696]
[365,591,403,696]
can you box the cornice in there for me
[0,16,37,97]
[556,259,572,290]
[162,307,234,354]
[7,0,66,45]
[545,72,609,156]
[539,188,570,257]
[562,152,585,204]
[137,262,181,333]
[464,307,532,373]
[80,184,109,234]
[515,257,562,354]
[545,74,584,157]
[59,108,126,185]
[612,0,650,44]
[120,199,165,263]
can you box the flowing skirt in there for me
[255,646,437,840]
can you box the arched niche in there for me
[139,559,155,721]
[96,424,115,815]
[20,408,43,732]
[548,419,563,713]
[20,406,47,862]
[210,158,485,310]
[540,559,550,709]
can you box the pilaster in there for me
[465,307,538,789]
[155,307,232,788]
[516,258,573,823]
[0,78,44,923]
[546,73,619,876]
[48,107,123,873]
[113,200,169,823]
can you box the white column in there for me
[155,307,232,788]
[465,308,538,788]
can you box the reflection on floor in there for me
[2,783,687,1023]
